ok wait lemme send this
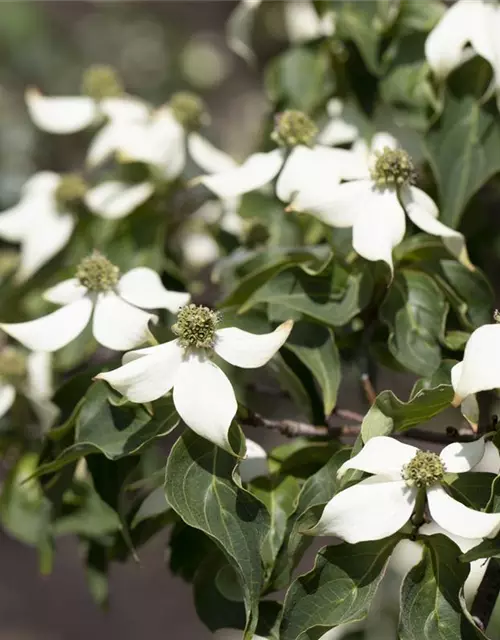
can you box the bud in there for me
[169,91,207,131]
[0,347,27,386]
[402,451,445,488]
[172,304,220,350]
[76,250,120,292]
[54,174,87,210]
[81,64,123,101]
[271,110,318,148]
[371,147,416,188]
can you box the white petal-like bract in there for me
[92,293,157,351]
[439,438,486,473]
[313,477,416,543]
[0,384,16,419]
[0,297,93,352]
[96,340,184,403]
[43,279,88,305]
[118,267,190,313]
[200,149,284,199]
[26,89,97,133]
[214,320,293,369]
[451,324,500,401]
[473,441,500,474]
[239,439,268,482]
[188,133,237,174]
[85,181,154,219]
[338,436,418,479]
[173,353,237,451]
[427,485,500,539]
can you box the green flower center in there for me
[271,110,318,148]
[371,147,416,188]
[75,250,120,292]
[81,64,123,101]
[169,91,207,131]
[0,347,27,386]
[54,174,87,210]
[402,450,445,488]
[494,309,500,323]
[172,304,220,350]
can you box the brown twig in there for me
[361,373,377,405]
[243,411,476,443]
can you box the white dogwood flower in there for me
[96,305,293,451]
[0,172,77,282]
[84,181,155,220]
[425,0,500,108]
[0,347,56,429]
[198,109,360,205]
[289,132,470,272]
[312,436,500,543]
[0,252,190,353]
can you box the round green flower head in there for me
[55,174,87,210]
[81,64,124,100]
[172,304,220,351]
[371,146,416,188]
[169,92,207,131]
[402,450,445,488]
[0,347,27,385]
[76,250,120,292]
[271,110,318,148]
[494,309,500,323]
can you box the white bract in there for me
[425,0,500,109]
[198,109,360,206]
[312,436,500,543]
[214,630,267,640]
[316,99,360,147]
[0,348,57,429]
[0,253,190,353]
[0,172,76,282]
[239,438,269,482]
[452,323,500,415]
[289,132,470,272]
[96,305,293,451]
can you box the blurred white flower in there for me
[97,306,293,451]
[0,347,57,429]
[84,181,155,220]
[283,0,335,44]
[289,132,470,273]
[0,172,76,282]
[239,438,268,482]
[312,436,500,543]
[0,252,189,352]
[425,0,500,108]
[317,99,359,147]
[199,110,359,204]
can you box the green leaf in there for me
[432,260,494,330]
[266,352,314,422]
[265,47,335,112]
[131,486,171,528]
[425,95,500,228]
[380,269,448,376]
[269,449,350,591]
[380,61,439,115]
[34,383,179,477]
[280,535,402,640]
[165,429,270,638]
[399,534,487,639]
[242,267,373,327]
[335,1,383,75]
[284,322,341,416]
[361,384,454,440]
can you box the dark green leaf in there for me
[280,535,402,640]
[380,269,448,376]
[399,534,486,639]
[425,95,500,228]
[165,429,270,638]
[284,322,341,415]
[335,1,383,75]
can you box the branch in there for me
[243,410,476,443]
